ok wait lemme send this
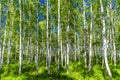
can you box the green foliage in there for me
[1,61,120,80]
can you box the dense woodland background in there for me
[0,0,120,80]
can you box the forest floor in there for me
[0,61,120,80]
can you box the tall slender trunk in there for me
[58,0,61,74]
[35,3,39,75]
[46,0,50,75]
[88,0,93,71]
[74,16,77,62]
[83,0,87,68]
[19,0,22,75]
[66,15,69,73]
[100,0,112,79]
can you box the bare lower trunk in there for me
[35,40,38,76]
[66,39,69,73]
[64,48,66,67]
[1,28,6,68]
[113,36,116,66]
[61,39,63,66]
[7,38,11,65]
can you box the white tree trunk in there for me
[35,40,38,76]
[100,0,112,79]
[66,16,69,73]
[19,0,22,75]
[58,0,61,74]
[64,47,66,67]
[88,0,93,71]
[46,0,50,74]
[83,0,87,68]
[1,28,6,68]
[35,3,39,75]
[61,38,63,66]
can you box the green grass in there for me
[0,61,120,80]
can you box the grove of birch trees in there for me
[0,0,120,80]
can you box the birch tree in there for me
[19,0,22,75]
[35,0,39,76]
[46,0,50,74]
[58,0,61,74]
[83,0,87,68]
[100,0,112,79]
[88,0,93,71]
